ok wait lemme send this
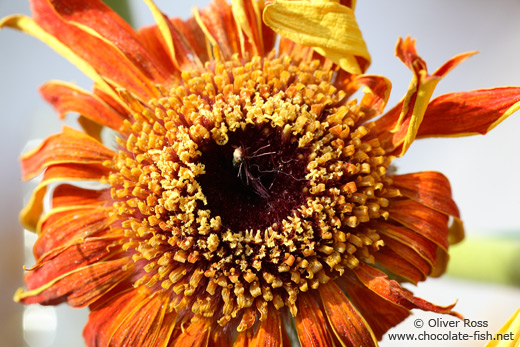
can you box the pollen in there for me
[105,54,395,328]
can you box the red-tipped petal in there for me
[20,127,114,181]
[318,281,378,347]
[295,293,332,347]
[418,87,520,137]
[356,74,392,117]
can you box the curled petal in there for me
[25,236,123,291]
[295,293,332,347]
[20,127,114,181]
[370,37,475,155]
[263,0,370,74]
[353,263,462,318]
[418,87,520,138]
[375,242,429,284]
[40,81,126,131]
[338,271,410,340]
[19,163,110,232]
[356,74,392,118]
[318,281,378,347]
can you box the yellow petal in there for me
[263,0,370,74]
[143,0,178,68]
[486,308,520,347]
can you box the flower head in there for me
[3,0,520,346]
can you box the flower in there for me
[2,0,520,346]
[486,307,520,347]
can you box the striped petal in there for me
[318,280,378,347]
[20,127,114,181]
[251,305,283,347]
[392,171,464,244]
[25,237,123,292]
[388,199,449,251]
[108,292,173,347]
[418,87,520,138]
[295,293,332,347]
[14,257,131,307]
[35,206,112,258]
[29,0,171,99]
[263,0,370,74]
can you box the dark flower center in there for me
[198,126,308,232]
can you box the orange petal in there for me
[295,293,332,347]
[196,0,241,60]
[418,87,520,137]
[232,0,264,56]
[19,162,110,232]
[141,0,203,71]
[20,126,114,181]
[392,171,464,245]
[170,17,210,64]
[251,305,282,347]
[353,263,462,318]
[30,0,167,99]
[108,292,173,347]
[370,37,475,155]
[40,81,126,131]
[374,242,428,284]
[35,206,112,258]
[171,318,211,347]
[388,199,449,251]
[337,271,410,341]
[51,184,109,209]
[375,222,438,270]
[14,257,131,307]
[318,281,378,347]
[356,74,392,117]
[25,236,122,291]
[237,307,257,332]
[83,287,149,346]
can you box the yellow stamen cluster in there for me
[104,54,395,327]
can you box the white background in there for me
[1,0,519,346]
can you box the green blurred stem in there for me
[447,235,520,286]
[103,0,134,26]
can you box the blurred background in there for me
[1,0,519,346]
